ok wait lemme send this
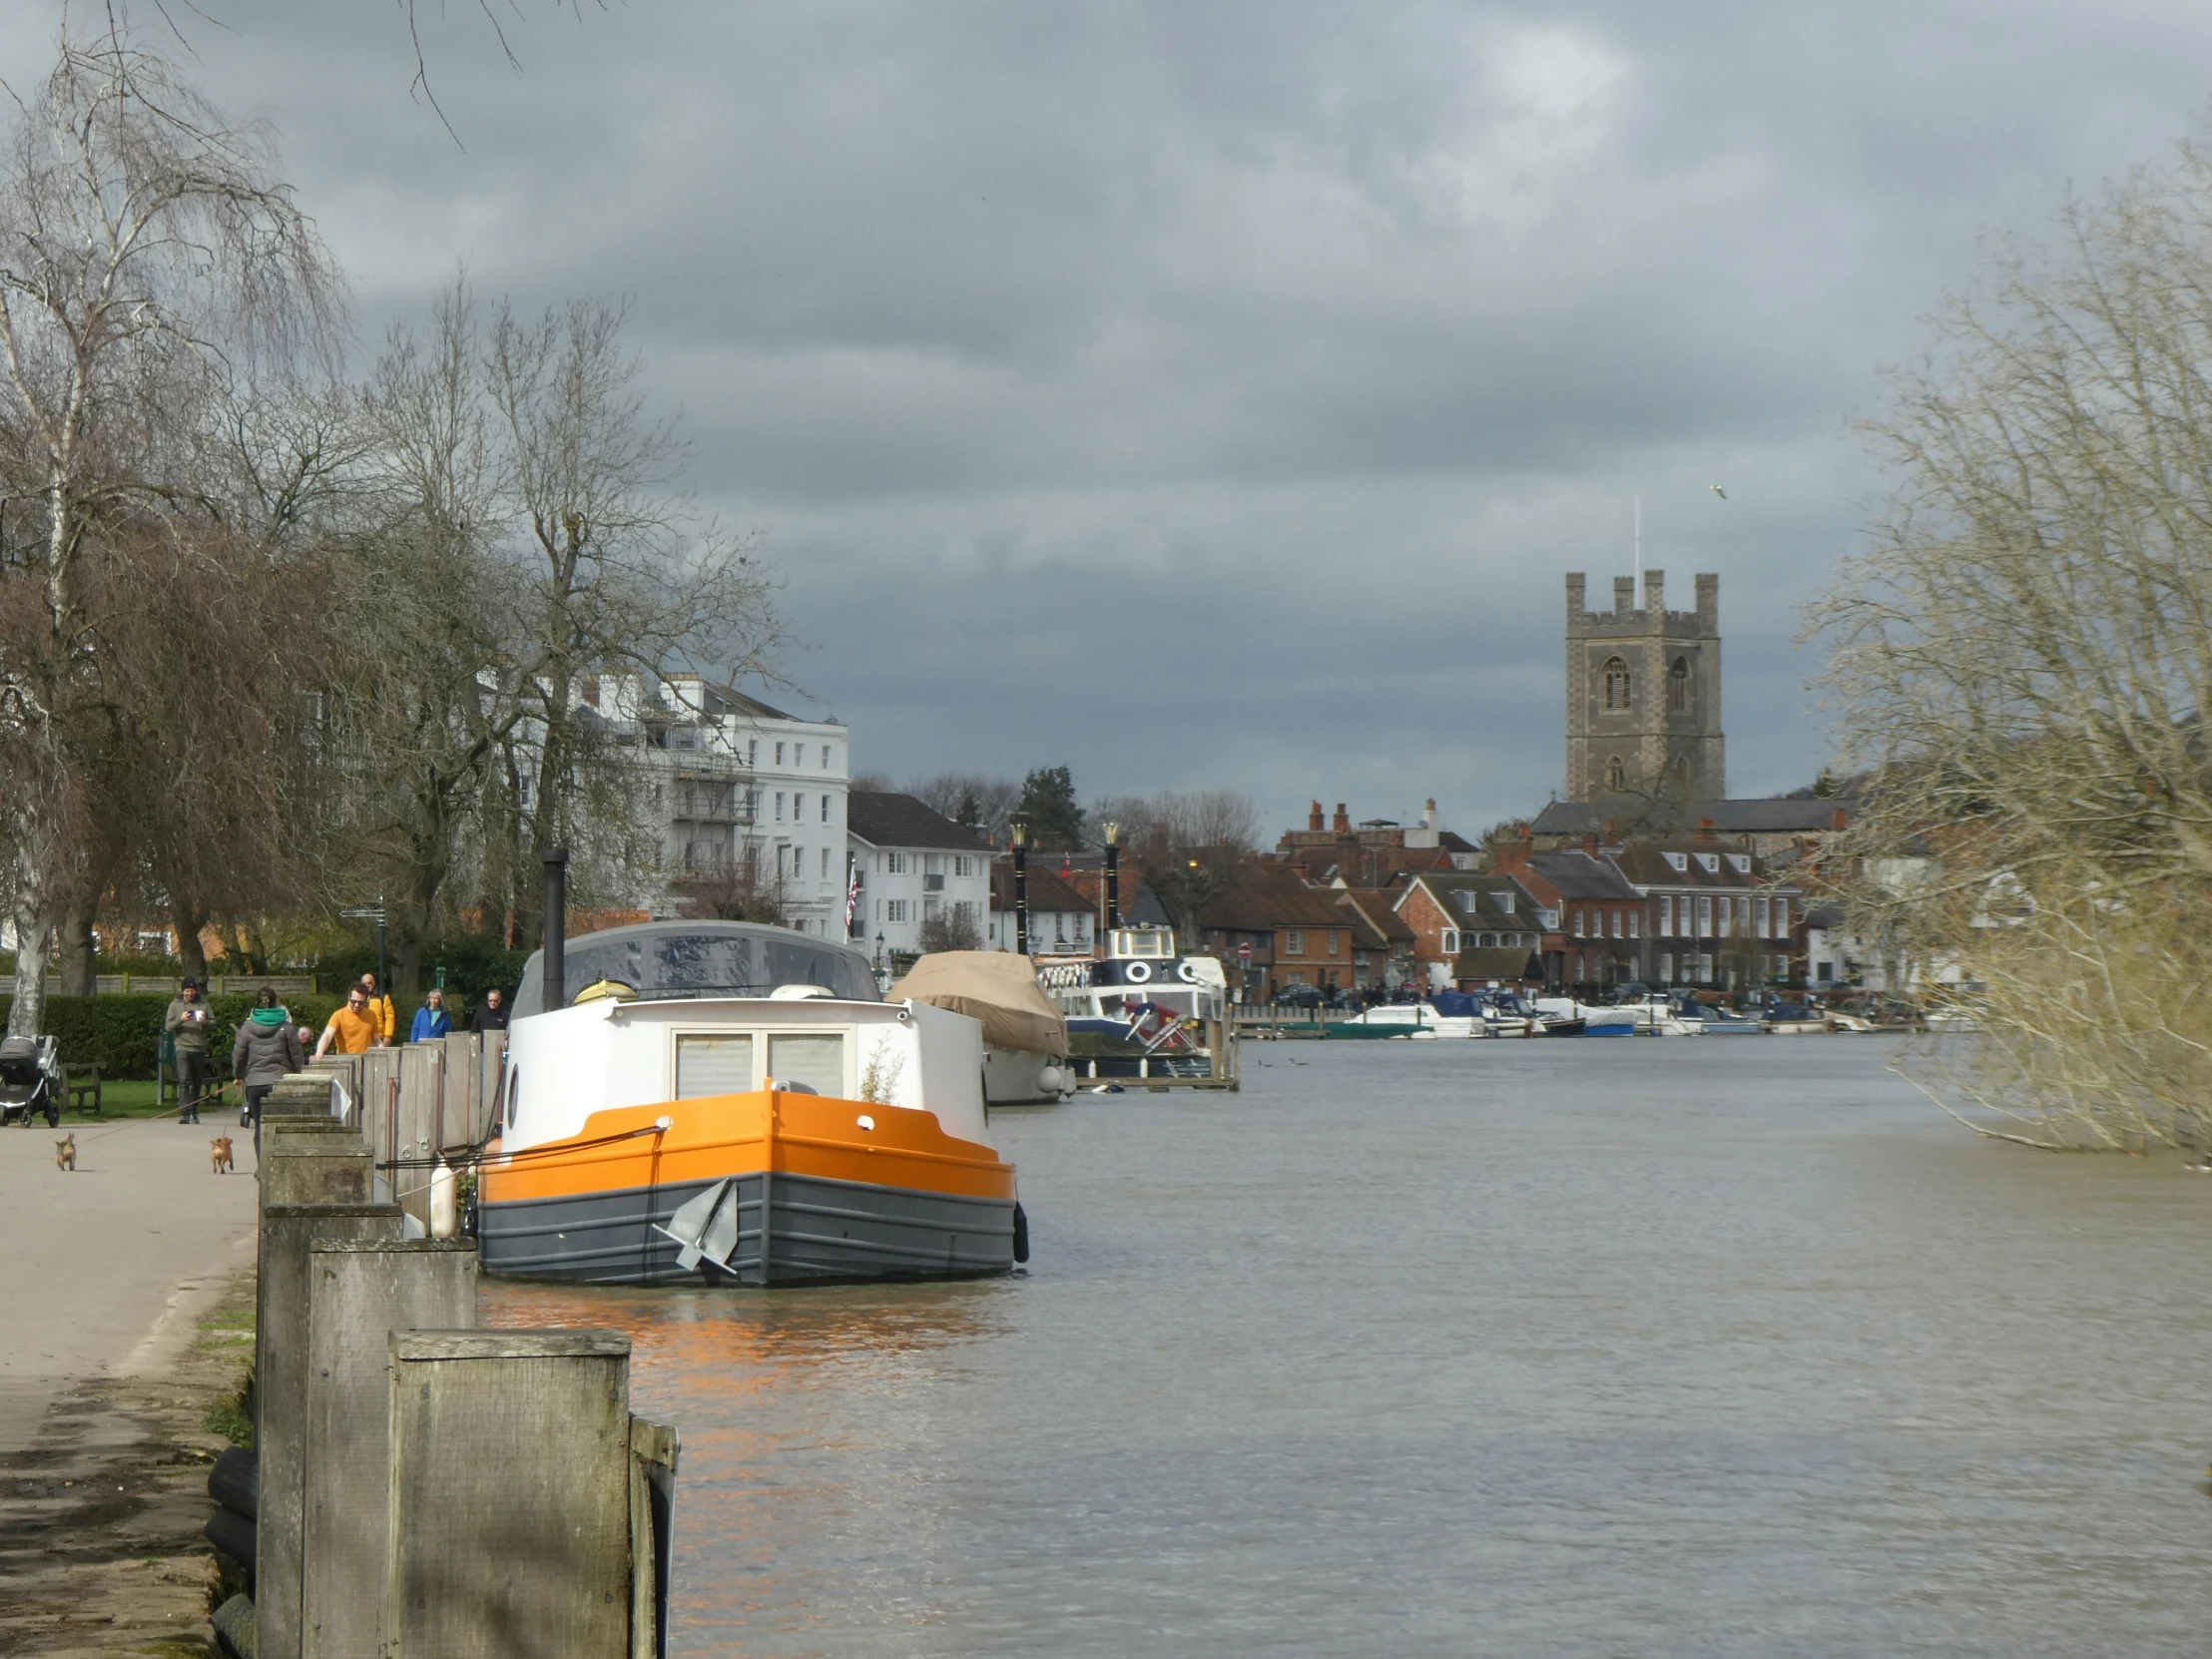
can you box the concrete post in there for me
[258,1197,402,1659]
[385,1330,634,1657]
[302,1240,478,1659]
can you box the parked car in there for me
[1272,982,1326,1009]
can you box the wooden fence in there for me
[311,1033,505,1232]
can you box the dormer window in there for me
[1455,891,1476,913]
[1727,854,1751,873]
[1497,892,1514,913]
[1697,853,1719,873]
[1664,851,1688,872]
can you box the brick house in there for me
[1198,862,1361,1002]
[1276,800,1479,885]
[1392,871,1549,990]
[1492,840,1649,991]
[1332,887,1419,991]
[1607,839,1804,988]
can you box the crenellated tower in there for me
[1563,569,1724,805]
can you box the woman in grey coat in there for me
[233,985,305,1149]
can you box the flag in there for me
[843,853,859,933]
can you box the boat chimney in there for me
[541,847,568,1014]
[1103,821,1122,932]
[1333,803,1351,833]
[1309,800,1324,832]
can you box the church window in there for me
[1603,657,1631,710]
[1668,656,1690,713]
[1604,755,1626,792]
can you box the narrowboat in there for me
[476,920,1021,1287]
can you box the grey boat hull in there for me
[478,1169,1016,1287]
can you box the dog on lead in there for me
[54,1133,74,1172]
[210,1136,235,1175]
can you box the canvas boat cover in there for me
[889,951,1069,1056]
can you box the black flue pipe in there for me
[1013,838,1030,956]
[542,847,569,1014]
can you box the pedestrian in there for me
[232,985,304,1152]
[164,978,215,1124]
[314,985,385,1058]
[467,986,510,1034]
[408,987,451,1042]
[357,973,396,1046]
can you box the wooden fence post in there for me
[384,1330,636,1657]
[258,1189,402,1659]
[302,1240,478,1659]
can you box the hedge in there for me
[0,992,344,1080]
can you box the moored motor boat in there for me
[890,950,1073,1104]
[477,920,1020,1287]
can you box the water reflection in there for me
[489,1043,2212,1657]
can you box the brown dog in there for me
[54,1133,73,1172]
[210,1136,234,1175]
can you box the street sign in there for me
[1238,942,1253,962]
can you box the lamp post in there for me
[1010,814,1030,957]
[1102,821,1121,935]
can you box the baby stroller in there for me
[0,1034,62,1128]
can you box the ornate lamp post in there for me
[1010,814,1030,956]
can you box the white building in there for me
[603,674,851,938]
[845,791,992,962]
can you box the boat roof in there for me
[515,919,880,1017]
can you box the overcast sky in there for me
[23,2,2212,839]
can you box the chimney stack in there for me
[1422,798,1438,830]
[1697,817,1716,843]
[1333,803,1351,833]
[1582,832,1600,856]
[1831,807,1848,831]
[1309,800,1324,832]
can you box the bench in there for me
[63,1063,102,1118]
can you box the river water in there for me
[484,1038,2212,1657]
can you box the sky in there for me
[13,1,2212,840]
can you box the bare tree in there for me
[1810,141,2212,1149]
[0,24,337,1034]
[917,906,983,953]
[903,771,1019,840]
[1095,790,1260,944]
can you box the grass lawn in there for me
[55,1076,248,1122]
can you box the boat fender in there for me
[1012,1201,1029,1264]
[1177,960,1200,984]
[1124,960,1153,983]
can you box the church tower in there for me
[1563,569,1724,805]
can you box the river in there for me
[484,1037,2212,1657]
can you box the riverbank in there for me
[0,1115,263,1655]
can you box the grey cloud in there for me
[127,0,2212,834]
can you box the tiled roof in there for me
[1524,851,1644,901]
[1608,844,1773,890]
[988,862,1092,914]
[1530,797,1857,835]
[1200,862,1347,931]
[846,791,993,852]
[1335,888,1415,944]
[1399,871,1544,928]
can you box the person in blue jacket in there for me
[408,986,452,1042]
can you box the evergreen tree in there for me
[1016,766,1083,848]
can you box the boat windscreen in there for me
[515,924,879,1013]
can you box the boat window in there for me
[676,1034,755,1097]
[769,1033,844,1096]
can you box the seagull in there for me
[1710,484,1728,500]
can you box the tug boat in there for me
[476,920,1020,1287]
[1035,926,1229,1080]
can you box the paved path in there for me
[0,1113,259,1453]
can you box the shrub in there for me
[0,991,342,1078]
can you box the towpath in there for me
[0,1113,259,1454]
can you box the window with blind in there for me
[675,1033,754,1098]
[769,1033,844,1096]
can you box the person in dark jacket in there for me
[467,987,510,1033]
[232,985,304,1150]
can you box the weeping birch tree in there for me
[1811,142,2212,1150]
[0,26,336,1034]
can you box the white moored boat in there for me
[477,920,1021,1287]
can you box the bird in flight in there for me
[1711,484,1728,500]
